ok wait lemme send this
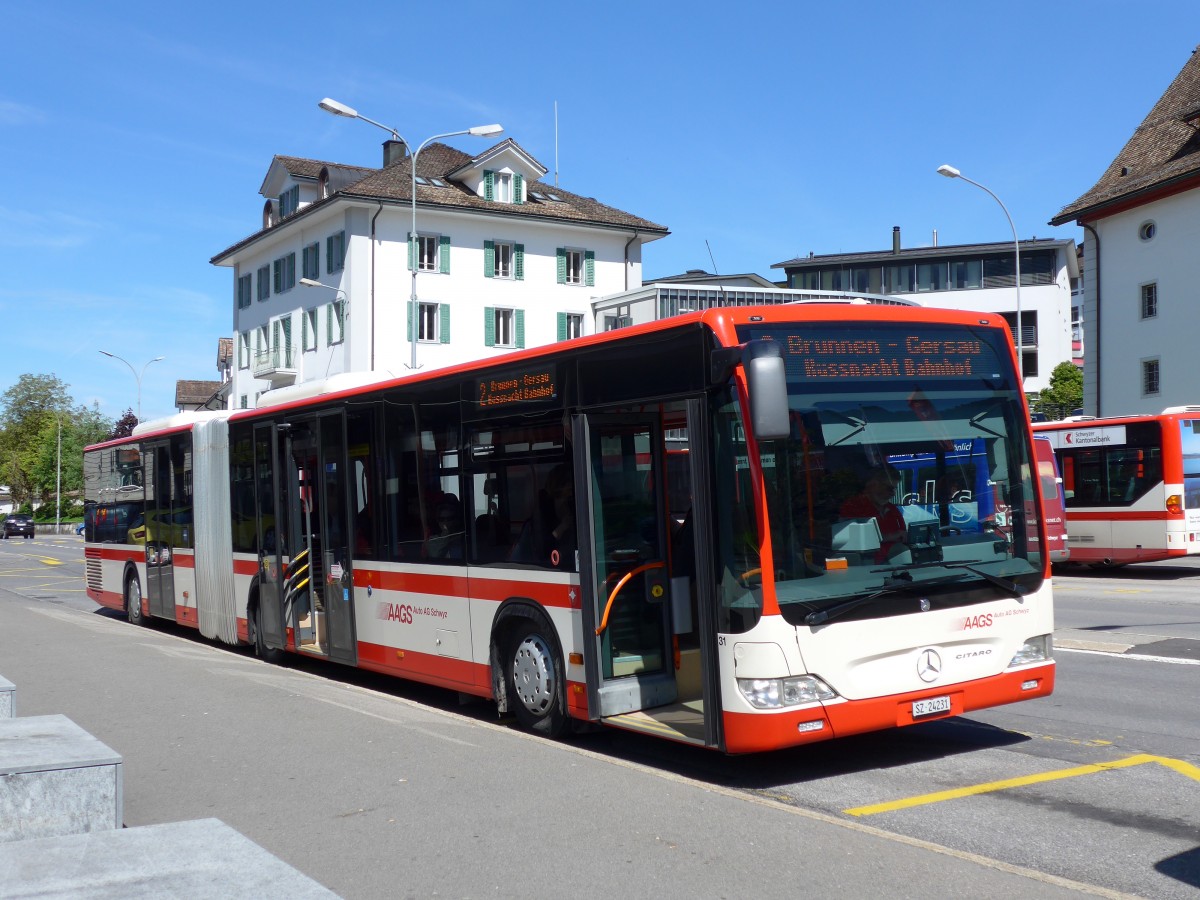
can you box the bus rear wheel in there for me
[251,600,283,665]
[508,620,567,738]
[125,571,145,626]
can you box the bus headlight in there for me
[737,675,837,709]
[1008,634,1053,667]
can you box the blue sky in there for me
[2,2,1197,422]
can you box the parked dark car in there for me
[2,514,35,539]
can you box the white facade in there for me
[1079,189,1200,415]
[214,141,665,408]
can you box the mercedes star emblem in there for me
[917,648,942,683]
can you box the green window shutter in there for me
[514,243,524,281]
[585,250,595,287]
[282,318,292,366]
[440,304,450,343]
[484,307,496,347]
[557,311,567,342]
[326,304,332,346]
[484,170,495,202]
[513,173,523,204]
[407,232,414,272]
[439,235,451,274]
[515,309,525,349]
[484,240,495,278]
[406,303,412,342]
[326,236,333,273]
[302,308,309,349]
[273,259,281,293]
[314,242,320,277]
[556,247,566,284]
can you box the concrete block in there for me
[0,818,338,898]
[0,676,12,718]
[0,714,122,843]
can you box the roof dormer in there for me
[449,139,548,205]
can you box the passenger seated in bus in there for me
[511,464,576,568]
[426,496,464,559]
[838,466,907,562]
[473,512,511,563]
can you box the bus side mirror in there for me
[745,342,790,441]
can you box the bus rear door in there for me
[1034,436,1069,563]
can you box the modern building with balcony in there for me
[770,228,1079,395]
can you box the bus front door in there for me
[285,413,357,666]
[577,414,677,719]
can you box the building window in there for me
[257,265,270,302]
[495,241,513,278]
[279,185,299,218]
[484,241,524,280]
[1143,358,1160,396]
[239,395,248,409]
[604,314,632,331]
[302,308,317,352]
[327,299,345,346]
[417,234,439,272]
[273,253,296,294]
[326,231,346,273]
[916,262,946,292]
[1138,220,1157,242]
[884,264,913,293]
[1140,282,1157,319]
[236,274,252,310]
[417,301,450,343]
[950,259,982,289]
[302,243,320,281]
[792,271,819,290]
[238,331,250,369]
[558,247,594,286]
[484,307,524,349]
[559,312,584,340]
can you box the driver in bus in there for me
[839,466,907,562]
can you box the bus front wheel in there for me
[250,599,284,665]
[508,620,567,738]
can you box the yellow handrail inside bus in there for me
[595,561,665,636]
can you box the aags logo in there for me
[379,602,414,624]
[963,613,993,629]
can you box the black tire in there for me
[251,599,284,664]
[125,571,145,626]
[507,619,568,738]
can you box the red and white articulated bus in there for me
[84,304,1054,753]
[1034,407,1200,567]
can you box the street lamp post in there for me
[936,164,1023,384]
[318,98,502,370]
[99,350,164,423]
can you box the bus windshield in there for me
[741,321,1044,626]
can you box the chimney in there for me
[383,139,408,167]
[932,228,938,247]
[892,226,901,255]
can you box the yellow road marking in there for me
[844,754,1200,817]
[36,557,63,566]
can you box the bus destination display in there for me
[476,365,558,409]
[745,325,1005,382]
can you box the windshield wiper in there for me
[942,562,1028,596]
[805,572,967,626]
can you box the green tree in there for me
[1034,361,1084,421]
[0,374,70,509]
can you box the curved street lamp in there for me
[99,350,164,423]
[319,98,502,370]
[936,164,1023,384]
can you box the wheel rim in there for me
[512,632,556,716]
[128,577,141,618]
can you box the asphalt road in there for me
[2,535,1196,898]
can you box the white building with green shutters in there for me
[212,137,668,409]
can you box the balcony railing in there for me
[252,345,296,384]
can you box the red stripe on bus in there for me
[351,568,577,608]
[84,546,142,563]
[233,558,258,576]
[721,664,1055,754]
[1067,510,1178,521]
[356,641,486,692]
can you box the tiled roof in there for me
[1051,45,1200,225]
[217,337,233,366]
[214,141,666,263]
[273,155,374,181]
[175,380,223,408]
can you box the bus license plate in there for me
[912,695,951,718]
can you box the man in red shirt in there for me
[839,467,907,562]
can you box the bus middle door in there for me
[144,441,176,621]
[576,413,676,718]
